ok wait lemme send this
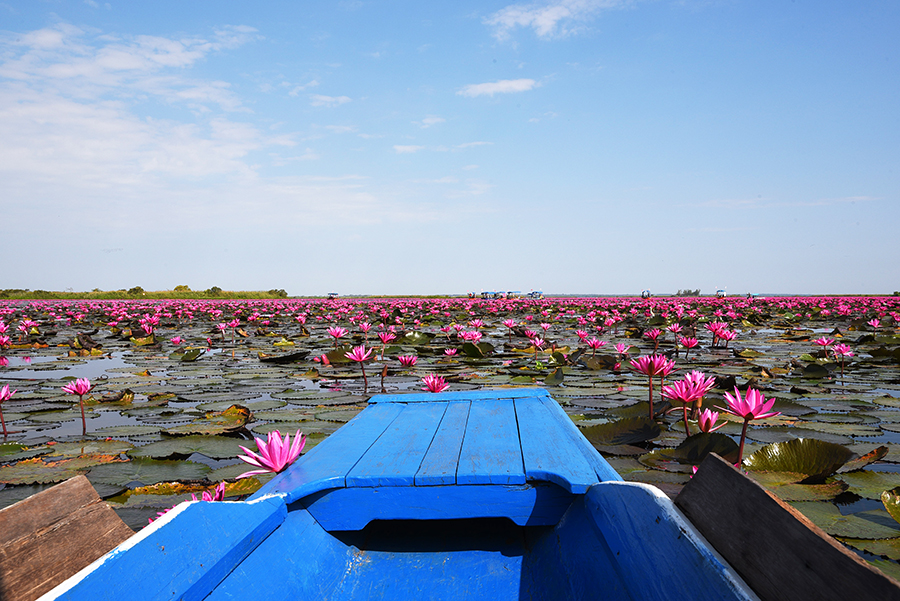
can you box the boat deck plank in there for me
[415,400,470,486]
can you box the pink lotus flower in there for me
[62,378,91,436]
[679,336,699,361]
[662,379,705,435]
[0,335,10,348]
[238,429,306,478]
[719,387,781,464]
[377,331,396,344]
[398,355,418,367]
[169,336,184,346]
[192,482,226,502]
[698,409,726,433]
[868,318,880,329]
[832,343,853,357]
[444,348,458,356]
[586,337,606,357]
[615,343,632,355]
[327,326,348,343]
[0,384,15,437]
[629,355,677,419]
[422,374,450,393]
[575,330,589,342]
[813,337,835,347]
[345,345,373,392]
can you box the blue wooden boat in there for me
[41,388,756,600]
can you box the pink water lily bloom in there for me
[62,378,91,396]
[238,429,306,478]
[345,345,373,362]
[62,378,91,436]
[398,355,418,367]
[192,482,227,502]
[697,409,726,433]
[422,374,450,393]
[719,387,781,464]
[444,348,458,356]
[813,337,835,347]
[0,384,16,437]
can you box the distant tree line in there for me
[675,289,701,297]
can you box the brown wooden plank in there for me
[0,475,134,601]
[675,453,900,601]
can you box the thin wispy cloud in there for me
[309,94,351,107]
[456,141,492,149]
[485,0,632,40]
[457,78,537,97]
[393,145,425,154]
[415,115,445,128]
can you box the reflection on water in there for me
[0,353,136,381]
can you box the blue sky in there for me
[0,1,897,296]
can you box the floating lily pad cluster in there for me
[0,294,899,573]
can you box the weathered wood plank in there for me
[251,401,405,504]
[537,395,623,483]
[0,475,133,601]
[515,396,598,494]
[347,402,447,487]
[457,399,525,485]
[415,401,470,486]
[676,453,900,601]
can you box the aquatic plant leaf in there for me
[840,537,900,561]
[767,480,848,502]
[881,487,900,525]
[461,342,484,358]
[45,440,134,457]
[127,435,246,460]
[838,446,890,473]
[87,458,211,487]
[744,438,855,482]
[401,331,433,345]
[0,455,126,485]
[790,502,900,540]
[258,351,309,364]
[838,471,900,500]
[164,404,251,436]
[180,348,205,362]
[667,432,739,465]
[324,345,352,364]
[544,367,564,387]
[91,425,162,437]
[580,417,661,446]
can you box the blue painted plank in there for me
[346,402,447,487]
[251,402,405,504]
[305,482,573,529]
[515,396,599,494]
[47,496,286,601]
[585,482,755,600]
[538,395,623,482]
[457,399,525,485]
[370,387,546,404]
[415,401,470,486]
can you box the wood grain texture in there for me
[457,399,525,485]
[0,475,133,601]
[515,396,598,493]
[369,387,546,404]
[251,401,405,504]
[347,402,447,487]
[415,401,470,486]
[676,453,900,601]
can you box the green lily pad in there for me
[0,455,126,485]
[767,480,848,502]
[882,487,900,525]
[164,405,251,436]
[544,367,564,387]
[45,440,134,457]
[840,537,900,561]
[790,502,900,539]
[838,471,900,500]
[646,432,740,466]
[180,348,205,362]
[580,417,661,446]
[744,438,855,482]
[127,435,247,460]
[87,458,212,487]
[90,425,162,437]
[838,446,890,473]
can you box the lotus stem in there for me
[736,418,750,466]
[78,394,86,436]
